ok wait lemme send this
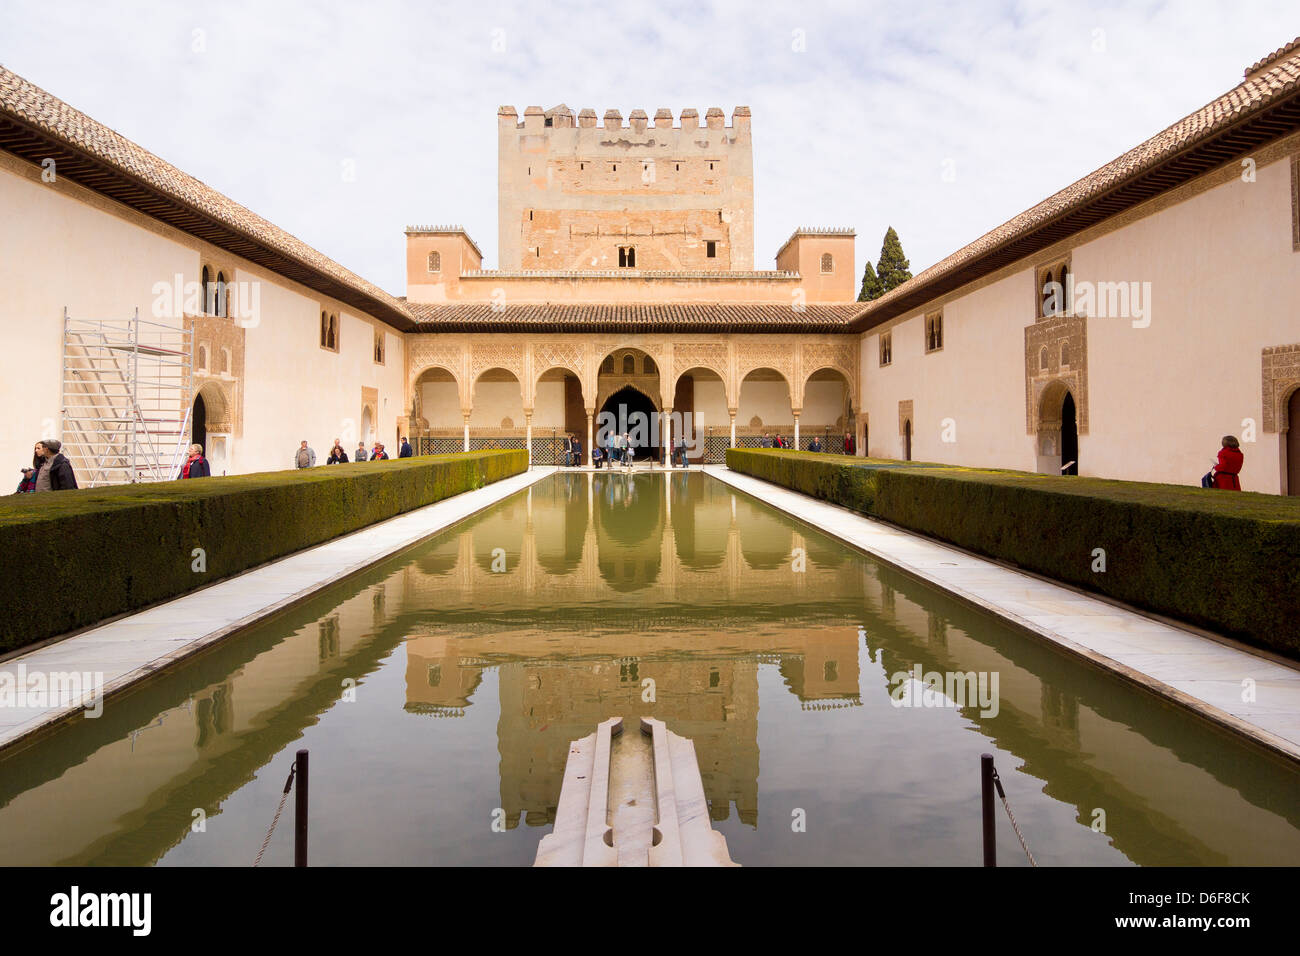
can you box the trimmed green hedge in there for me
[0,450,527,652]
[726,448,1300,656]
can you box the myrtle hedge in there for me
[726,448,1300,655]
[0,450,527,652]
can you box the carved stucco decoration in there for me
[1024,315,1088,435]
[1262,344,1300,433]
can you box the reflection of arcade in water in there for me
[402,471,865,828]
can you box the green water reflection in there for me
[1,472,1298,866]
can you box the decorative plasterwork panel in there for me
[1025,315,1088,434]
[470,343,525,383]
[408,342,466,388]
[532,342,586,382]
[736,344,797,401]
[672,343,730,388]
[1263,344,1300,432]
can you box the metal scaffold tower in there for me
[62,309,192,487]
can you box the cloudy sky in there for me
[1,1,1296,294]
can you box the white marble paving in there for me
[0,467,553,753]
[708,465,1300,761]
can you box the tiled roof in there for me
[0,64,413,329]
[848,38,1300,333]
[406,302,861,333]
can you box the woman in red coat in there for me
[1212,435,1243,490]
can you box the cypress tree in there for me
[857,261,882,302]
[875,226,913,295]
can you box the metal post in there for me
[981,753,996,867]
[294,748,309,867]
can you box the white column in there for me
[729,410,737,448]
[586,410,594,468]
[664,408,672,468]
[463,414,470,453]
[793,413,800,450]
[525,412,533,466]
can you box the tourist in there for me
[355,441,369,462]
[571,435,582,466]
[621,432,632,465]
[295,441,316,469]
[592,446,604,469]
[675,435,687,467]
[181,444,210,478]
[372,443,389,460]
[844,432,855,456]
[326,440,348,464]
[1210,435,1244,490]
[809,436,823,453]
[562,433,573,467]
[33,439,77,491]
[15,466,36,493]
[761,433,771,448]
[399,437,413,458]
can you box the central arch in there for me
[599,385,660,460]
[1037,380,1078,475]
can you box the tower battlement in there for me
[497,104,754,272]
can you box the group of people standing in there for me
[15,439,78,493]
[757,432,856,454]
[299,437,414,468]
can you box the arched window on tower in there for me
[220,348,230,374]
[643,356,656,375]
[821,252,834,274]
[1061,341,1071,366]
[428,251,441,273]
[320,311,329,348]
[216,271,228,317]
[1039,346,1049,370]
[197,345,208,372]
[201,266,213,315]
[623,354,635,375]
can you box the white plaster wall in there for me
[419,380,461,426]
[1078,156,1299,492]
[858,154,1300,491]
[0,166,193,474]
[0,162,407,479]
[689,377,728,434]
[801,379,849,428]
[737,379,794,427]
[468,379,525,427]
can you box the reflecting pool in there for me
[1,472,1298,866]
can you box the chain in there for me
[991,767,1037,867]
[252,762,297,867]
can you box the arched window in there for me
[1060,342,1071,366]
[201,266,212,315]
[643,356,656,375]
[623,354,635,375]
[1039,346,1049,370]
[1059,263,1070,314]
[601,356,614,374]
[216,271,228,317]
[220,348,230,374]
[428,251,441,273]
[197,345,207,372]
[327,314,337,350]
[321,311,329,347]
[821,252,834,274]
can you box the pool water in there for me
[1,471,1297,866]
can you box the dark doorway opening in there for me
[903,419,912,461]
[192,393,207,452]
[600,386,659,460]
[1061,391,1078,475]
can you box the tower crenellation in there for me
[496,104,755,271]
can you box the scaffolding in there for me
[62,309,192,487]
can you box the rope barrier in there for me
[252,761,297,867]
[990,765,1037,867]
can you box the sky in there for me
[1,0,1296,296]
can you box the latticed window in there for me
[879,332,892,367]
[925,312,944,353]
[644,356,656,375]
[374,329,385,364]
[623,354,635,374]
[427,251,441,273]
[197,345,207,372]
[820,253,833,274]
[601,356,614,374]
[1039,259,1071,317]
[1061,342,1071,366]
[1039,346,1049,370]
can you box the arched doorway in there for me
[599,385,659,460]
[1060,392,1078,476]
[1287,388,1300,496]
[903,419,912,461]
[191,393,207,452]
[360,406,374,448]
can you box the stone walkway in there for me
[708,466,1300,763]
[0,467,554,755]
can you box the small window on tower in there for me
[427,251,440,273]
[706,241,717,258]
[821,253,834,274]
[544,116,553,127]
[528,210,533,221]
[619,246,636,268]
